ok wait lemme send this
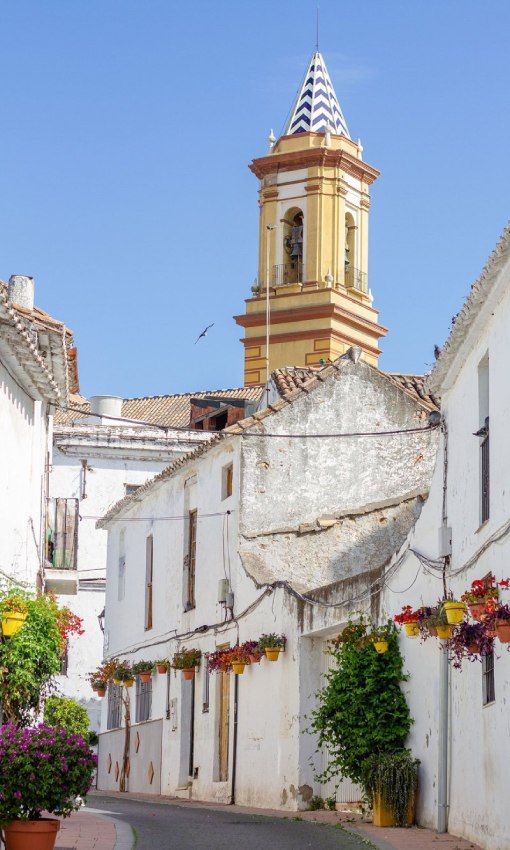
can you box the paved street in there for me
[88,795,368,850]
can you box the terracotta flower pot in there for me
[249,653,263,664]
[495,620,510,643]
[156,663,168,674]
[264,648,281,661]
[427,626,438,637]
[1,611,27,637]
[3,818,60,850]
[95,686,106,698]
[182,668,195,680]
[139,671,152,684]
[467,642,479,654]
[469,602,487,621]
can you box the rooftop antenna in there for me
[316,5,319,51]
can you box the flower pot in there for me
[95,686,106,698]
[3,818,60,850]
[156,664,168,675]
[124,678,134,688]
[373,640,388,654]
[443,601,466,625]
[436,624,453,640]
[112,677,123,686]
[467,642,479,654]
[231,662,246,675]
[495,620,510,643]
[1,611,27,637]
[182,668,195,680]
[427,626,438,637]
[264,648,281,661]
[469,602,487,621]
[372,793,414,828]
[249,653,263,664]
[139,671,152,684]
[404,622,420,637]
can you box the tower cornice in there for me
[249,142,380,185]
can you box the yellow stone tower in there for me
[235,51,387,386]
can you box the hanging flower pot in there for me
[182,668,195,680]
[95,686,106,698]
[467,642,479,654]
[257,634,286,660]
[436,624,453,640]
[373,640,389,654]
[231,662,246,675]
[1,610,28,637]
[3,817,60,850]
[132,661,154,683]
[156,662,169,674]
[124,678,134,688]
[139,671,152,684]
[443,601,466,625]
[112,676,123,686]
[249,652,263,664]
[468,602,488,621]
[495,620,510,643]
[265,648,281,661]
[403,622,420,637]
[172,648,201,678]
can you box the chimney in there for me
[8,275,34,311]
[89,395,123,423]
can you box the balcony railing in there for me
[270,261,303,287]
[345,266,368,295]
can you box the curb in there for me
[83,807,135,850]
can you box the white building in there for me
[380,224,510,850]
[0,275,73,590]
[50,389,261,730]
[96,349,439,808]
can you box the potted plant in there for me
[369,625,391,654]
[155,659,169,674]
[448,621,494,668]
[172,648,201,680]
[442,598,466,625]
[0,592,29,637]
[361,750,419,827]
[460,576,505,620]
[91,680,107,698]
[132,660,154,683]
[487,602,510,643]
[423,605,452,640]
[88,659,118,697]
[0,723,96,850]
[228,645,251,675]
[258,633,286,661]
[112,664,134,688]
[207,648,231,674]
[242,640,263,663]
[393,605,421,637]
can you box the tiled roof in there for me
[285,51,350,137]
[427,223,510,394]
[55,387,263,428]
[271,365,439,411]
[98,348,439,529]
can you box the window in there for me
[145,535,153,630]
[60,643,69,676]
[124,484,139,496]
[136,676,152,723]
[202,661,210,713]
[222,463,233,500]
[185,510,197,610]
[478,354,490,524]
[46,498,79,569]
[118,529,126,602]
[107,683,122,729]
[481,421,490,523]
[482,650,495,705]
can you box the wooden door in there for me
[218,668,230,781]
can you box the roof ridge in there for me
[123,387,260,403]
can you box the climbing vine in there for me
[309,618,412,788]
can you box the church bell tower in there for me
[235,51,387,386]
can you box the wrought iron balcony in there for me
[345,266,368,295]
[271,261,303,287]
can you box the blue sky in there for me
[1,1,509,398]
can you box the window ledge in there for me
[483,700,495,708]
[476,519,489,534]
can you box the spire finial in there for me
[316,5,319,51]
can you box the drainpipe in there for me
[230,673,239,805]
[437,419,450,833]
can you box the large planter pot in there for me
[156,664,168,675]
[443,601,466,625]
[231,662,246,675]
[139,671,152,684]
[182,668,195,680]
[3,818,60,850]
[264,648,281,661]
[495,620,510,643]
[404,622,420,637]
[1,611,27,637]
[373,640,388,654]
[372,793,414,828]
[436,624,453,640]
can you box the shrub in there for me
[43,697,90,739]
[308,795,325,811]
[0,723,96,821]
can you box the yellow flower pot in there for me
[264,648,281,661]
[404,622,420,637]
[231,662,246,675]
[373,792,414,827]
[124,678,134,688]
[436,624,453,639]
[443,601,466,625]
[373,640,388,654]
[112,677,123,686]
[1,611,27,637]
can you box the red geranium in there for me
[394,605,422,625]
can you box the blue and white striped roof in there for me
[285,51,350,138]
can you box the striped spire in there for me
[285,51,349,138]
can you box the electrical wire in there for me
[80,510,233,522]
[239,424,439,439]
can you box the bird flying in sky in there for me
[194,323,214,344]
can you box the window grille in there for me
[481,425,490,523]
[145,535,153,630]
[186,510,197,609]
[107,683,122,729]
[136,676,152,723]
[482,650,495,705]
